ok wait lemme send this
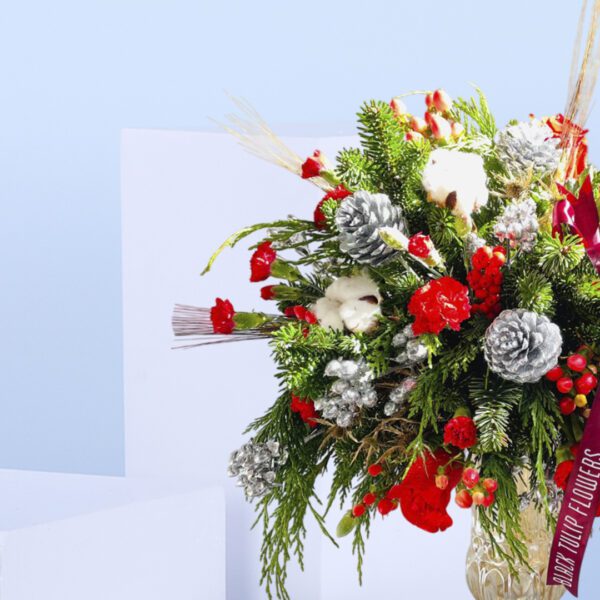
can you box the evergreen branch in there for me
[452,86,496,139]
[470,376,522,453]
[536,231,585,279]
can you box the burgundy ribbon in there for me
[547,175,600,595]
[547,386,600,595]
[553,175,600,272]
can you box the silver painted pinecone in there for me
[336,190,406,266]
[484,309,562,383]
[228,439,287,500]
[392,324,428,368]
[494,198,539,251]
[495,122,561,176]
[315,358,378,428]
[384,376,417,417]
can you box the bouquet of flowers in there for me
[173,6,600,598]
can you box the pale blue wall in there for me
[0,0,592,474]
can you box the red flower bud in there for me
[435,474,449,490]
[405,130,424,142]
[410,115,428,133]
[368,464,383,477]
[377,498,396,516]
[390,97,408,118]
[352,504,366,518]
[301,150,325,179]
[451,121,464,138]
[429,114,452,139]
[433,89,453,113]
[425,92,435,109]
[408,233,433,259]
[363,492,377,506]
[260,285,277,300]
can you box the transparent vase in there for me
[466,500,565,599]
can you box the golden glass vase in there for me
[466,502,565,600]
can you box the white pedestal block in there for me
[120,129,474,598]
[121,129,354,600]
[0,470,224,600]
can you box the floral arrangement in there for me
[173,74,600,598]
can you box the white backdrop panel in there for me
[121,128,472,599]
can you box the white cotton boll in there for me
[325,273,382,304]
[422,149,489,222]
[314,272,382,333]
[338,299,381,333]
[313,297,344,331]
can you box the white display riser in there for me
[0,469,224,600]
[120,129,472,598]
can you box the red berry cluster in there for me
[351,463,401,518]
[467,245,506,319]
[454,468,497,509]
[545,347,598,417]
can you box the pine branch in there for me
[470,376,522,453]
[536,232,585,278]
[335,147,378,192]
[452,86,497,139]
[516,271,555,316]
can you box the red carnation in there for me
[314,185,351,229]
[260,285,277,300]
[408,233,432,258]
[250,241,277,282]
[301,150,326,179]
[443,416,478,450]
[290,394,318,427]
[408,276,471,335]
[396,449,463,533]
[210,298,235,334]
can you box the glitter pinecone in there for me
[484,309,562,383]
[494,198,539,251]
[315,358,378,428]
[228,439,288,500]
[336,191,406,266]
[495,122,561,176]
[392,324,428,368]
